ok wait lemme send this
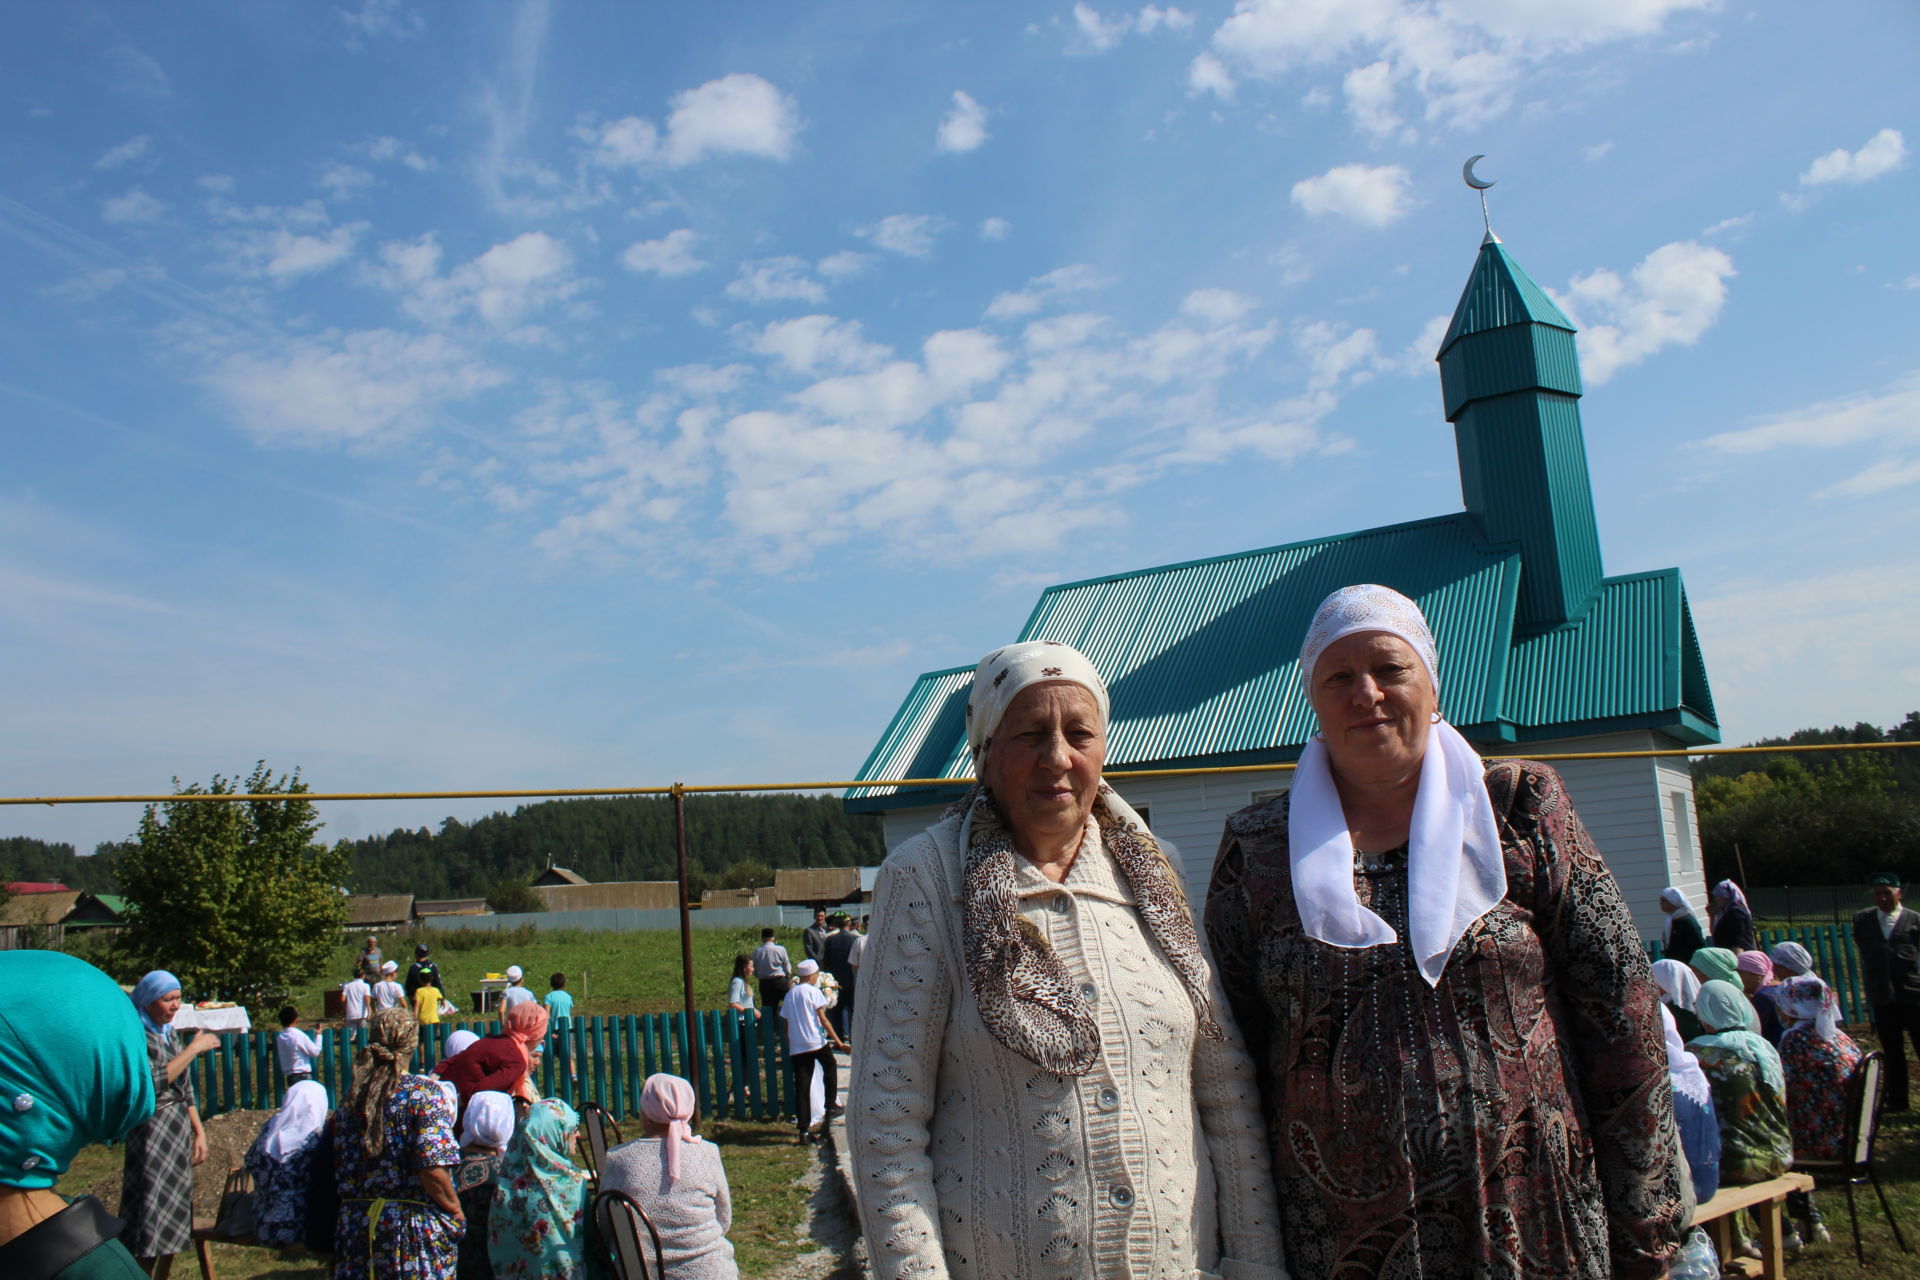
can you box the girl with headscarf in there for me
[1779,975,1859,1244]
[243,1079,328,1249]
[454,1092,515,1280]
[435,1004,549,1119]
[1709,880,1757,952]
[1207,584,1687,1280]
[486,1098,600,1280]
[118,969,222,1275]
[0,952,155,1279]
[1737,950,1785,1046]
[332,1007,464,1280]
[1688,948,1762,1034]
[1687,981,1792,1185]
[1660,886,1706,964]
[849,640,1285,1280]
[601,1074,736,1280]
[1652,959,1706,1042]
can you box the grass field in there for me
[287,923,812,1020]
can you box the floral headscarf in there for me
[1778,975,1843,1043]
[1709,879,1751,917]
[488,1097,594,1280]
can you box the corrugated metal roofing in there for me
[1504,570,1678,726]
[1438,240,1575,355]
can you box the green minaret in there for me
[1437,233,1603,630]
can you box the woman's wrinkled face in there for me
[149,989,183,1023]
[1308,631,1437,786]
[981,682,1106,850]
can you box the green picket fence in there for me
[1648,921,1871,1025]
[188,1009,792,1122]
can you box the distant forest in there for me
[1690,710,1920,794]
[3,793,887,900]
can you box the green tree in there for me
[112,763,347,1009]
[719,859,773,890]
[1696,754,1920,885]
[485,878,546,914]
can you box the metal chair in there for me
[580,1099,621,1178]
[1794,1049,1912,1265]
[593,1188,664,1280]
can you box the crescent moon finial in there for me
[1462,155,1495,190]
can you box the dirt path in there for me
[768,1053,867,1280]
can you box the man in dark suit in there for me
[1852,871,1920,1111]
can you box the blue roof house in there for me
[846,232,1717,940]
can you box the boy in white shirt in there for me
[780,960,847,1142]
[275,1005,326,1086]
[341,972,373,1033]
[499,964,535,1013]
[372,960,405,1010]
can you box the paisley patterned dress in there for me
[1205,760,1686,1280]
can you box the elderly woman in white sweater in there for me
[849,641,1287,1280]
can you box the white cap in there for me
[796,959,820,977]
[505,965,523,981]
[381,960,398,974]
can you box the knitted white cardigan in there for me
[848,813,1289,1280]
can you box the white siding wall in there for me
[872,731,1706,944]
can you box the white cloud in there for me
[1289,163,1411,227]
[1070,4,1194,53]
[221,223,367,282]
[340,0,423,41]
[978,217,1013,242]
[1181,288,1257,324]
[936,90,991,154]
[1394,312,1451,372]
[1554,240,1734,383]
[1702,213,1752,237]
[363,135,435,171]
[369,233,443,290]
[101,188,166,224]
[318,162,375,200]
[399,232,583,330]
[1188,52,1235,97]
[1584,139,1615,161]
[1702,372,1920,498]
[985,264,1113,320]
[1342,61,1402,139]
[1206,0,1712,132]
[859,214,944,258]
[44,268,129,303]
[591,73,801,169]
[1799,127,1906,187]
[202,329,500,446]
[94,135,152,170]
[747,315,891,377]
[816,251,872,281]
[621,229,707,277]
[726,257,827,305]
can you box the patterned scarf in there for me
[955,781,1223,1076]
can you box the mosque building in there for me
[844,227,1718,940]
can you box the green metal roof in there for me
[1438,237,1575,357]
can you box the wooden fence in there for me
[188,1008,792,1122]
[1648,921,1872,1025]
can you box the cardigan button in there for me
[1078,983,1097,1004]
[1096,1087,1120,1110]
[1050,895,1072,915]
[1108,1184,1133,1208]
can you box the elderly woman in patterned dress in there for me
[333,1007,465,1280]
[120,970,221,1278]
[1205,584,1688,1280]
[848,641,1286,1280]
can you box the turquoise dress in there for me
[487,1099,603,1280]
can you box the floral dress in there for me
[1689,1041,1793,1184]
[1780,1025,1863,1162]
[333,1075,465,1280]
[246,1130,322,1247]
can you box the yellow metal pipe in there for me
[1,739,1915,807]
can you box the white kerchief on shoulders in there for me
[1287,584,1506,987]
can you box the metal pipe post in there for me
[673,783,699,1083]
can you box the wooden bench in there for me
[1692,1173,1815,1280]
[190,1165,303,1280]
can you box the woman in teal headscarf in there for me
[0,951,156,1279]
[1688,980,1793,1185]
[486,1098,602,1280]
[1689,948,1761,1033]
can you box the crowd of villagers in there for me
[0,955,737,1280]
[0,583,1904,1280]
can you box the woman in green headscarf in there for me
[1688,980,1793,1186]
[0,951,157,1279]
[486,1098,602,1280]
[1690,948,1761,1033]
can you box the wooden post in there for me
[674,784,699,1086]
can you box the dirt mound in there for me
[86,1109,274,1221]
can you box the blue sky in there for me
[4,0,1916,854]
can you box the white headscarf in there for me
[461,1090,516,1150]
[441,1029,479,1062]
[966,640,1111,763]
[1652,958,1702,1013]
[257,1080,329,1163]
[1287,585,1505,987]
[1660,886,1699,944]
[1660,1005,1712,1110]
